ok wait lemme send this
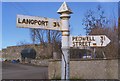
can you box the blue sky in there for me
[1,0,119,2]
[2,2,118,49]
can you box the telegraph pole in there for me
[57,2,72,79]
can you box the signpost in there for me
[57,2,72,79]
[17,15,61,30]
[16,2,72,79]
[17,2,111,80]
[69,35,111,48]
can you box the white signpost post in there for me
[16,2,111,80]
[69,35,111,48]
[57,2,72,79]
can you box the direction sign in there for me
[16,15,61,30]
[69,35,111,48]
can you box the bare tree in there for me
[118,17,120,59]
[30,29,46,46]
[90,27,118,59]
[29,29,62,59]
[82,5,118,59]
[82,5,109,35]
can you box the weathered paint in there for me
[69,35,111,47]
[57,2,72,80]
[16,14,61,30]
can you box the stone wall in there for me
[2,46,23,60]
[2,44,53,61]
[48,59,118,79]
[31,59,49,66]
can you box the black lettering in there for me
[72,37,77,41]
[88,42,91,46]
[18,18,22,23]
[19,19,49,26]
[100,36,104,46]
[73,42,75,47]
[30,20,34,24]
[53,22,60,27]
[82,37,86,41]
[53,22,56,27]
[86,37,89,41]
[78,42,82,46]
[34,20,38,25]
[22,19,26,24]
[45,21,48,26]
[57,22,60,27]
[25,19,30,24]
[81,42,84,46]
[72,37,74,41]
[40,21,48,26]
[78,37,82,41]
[73,42,92,47]
[38,20,42,25]
[84,42,88,46]
[83,42,87,46]
[89,37,92,41]
[41,21,44,26]
[92,37,95,41]
[26,19,29,24]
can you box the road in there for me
[2,62,48,79]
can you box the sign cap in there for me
[57,2,72,14]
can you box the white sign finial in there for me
[57,2,72,14]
